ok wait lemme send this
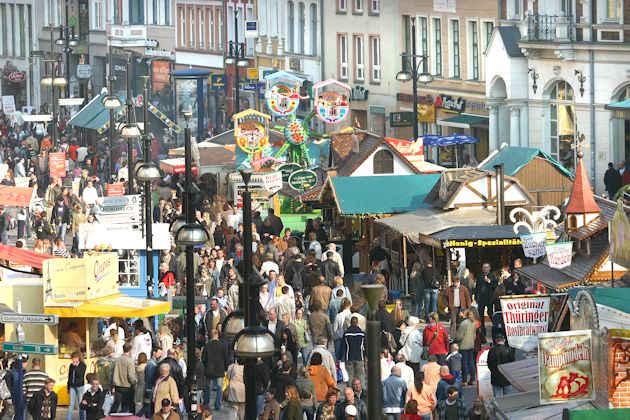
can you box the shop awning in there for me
[0,186,35,208]
[323,174,440,216]
[432,225,521,241]
[0,244,53,270]
[44,294,171,318]
[159,158,198,174]
[437,114,489,129]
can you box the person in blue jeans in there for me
[421,261,439,322]
[201,329,228,411]
[409,262,424,318]
[66,352,87,420]
[487,334,515,397]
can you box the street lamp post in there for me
[396,17,433,141]
[103,39,122,182]
[55,23,78,99]
[174,110,209,419]
[136,75,161,298]
[120,54,141,193]
[362,283,386,420]
[225,10,248,116]
[41,60,67,149]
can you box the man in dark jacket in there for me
[272,361,296,405]
[28,378,58,420]
[375,300,395,334]
[80,377,105,420]
[421,261,439,322]
[487,334,515,397]
[341,316,366,387]
[201,329,228,410]
[157,348,185,396]
[284,256,305,292]
[200,298,227,343]
[474,262,498,336]
[605,161,623,199]
[319,251,341,287]
[266,208,284,236]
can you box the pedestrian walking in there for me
[201,329,228,411]
[340,316,366,386]
[80,378,105,420]
[111,343,136,413]
[66,352,87,420]
[423,312,450,366]
[382,366,408,420]
[474,263,497,337]
[27,378,57,420]
[486,334,515,397]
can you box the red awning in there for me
[0,244,54,270]
[0,186,34,207]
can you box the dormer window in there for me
[567,214,578,231]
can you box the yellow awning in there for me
[44,294,171,318]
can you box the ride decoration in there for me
[265,71,308,117]
[232,109,271,154]
[313,79,351,124]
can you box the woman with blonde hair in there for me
[330,276,352,303]
[157,324,174,353]
[393,299,411,324]
[283,385,304,420]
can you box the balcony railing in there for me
[526,14,575,41]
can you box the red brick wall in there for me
[610,342,630,408]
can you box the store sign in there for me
[520,232,547,258]
[434,0,456,13]
[152,61,170,94]
[610,201,630,269]
[545,241,573,269]
[245,20,258,38]
[389,111,413,128]
[538,330,594,405]
[247,68,259,80]
[43,253,119,304]
[211,74,227,90]
[101,194,141,215]
[144,48,175,60]
[78,223,171,251]
[49,152,66,178]
[288,169,317,191]
[445,238,521,248]
[241,82,257,91]
[278,163,301,182]
[76,64,92,79]
[106,183,125,197]
[262,171,283,193]
[350,86,369,101]
[7,71,26,82]
[500,295,550,351]
[2,95,16,113]
[435,94,466,113]
[385,138,424,162]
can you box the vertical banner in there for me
[610,200,630,269]
[476,348,493,400]
[538,330,594,405]
[106,183,125,197]
[49,152,67,178]
[500,295,550,351]
[545,242,573,269]
[520,232,547,258]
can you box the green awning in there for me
[480,145,574,179]
[566,408,630,419]
[327,174,440,216]
[605,98,630,119]
[67,93,125,131]
[437,114,489,129]
[569,287,630,315]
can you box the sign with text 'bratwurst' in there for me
[500,295,550,351]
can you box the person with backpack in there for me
[423,312,450,366]
[94,347,115,415]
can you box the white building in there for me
[486,0,630,193]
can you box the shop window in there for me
[549,81,576,171]
[58,318,87,359]
[373,149,394,174]
[118,250,140,287]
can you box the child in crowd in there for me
[446,343,463,383]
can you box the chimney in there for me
[494,164,505,224]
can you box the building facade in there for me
[397,0,497,166]
[321,0,397,137]
[487,0,630,194]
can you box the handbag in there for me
[422,328,440,360]
[222,368,232,401]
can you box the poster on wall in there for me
[538,330,595,405]
[500,295,550,351]
[49,152,67,178]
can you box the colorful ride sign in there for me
[232,109,272,154]
[313,79,351,124]
[264,71,307,117]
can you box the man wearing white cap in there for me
[326,243,345,278]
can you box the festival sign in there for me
[232,109,271,155]
[313,79,351,124]
[49,152,67,178]
[545,242,574,269]
[610,200,630,269]
[288,169,317,191]
[538,330,594,405]
[278,163,301,183]
[264,71,307,117]
[500,295,550,351]
[262,171,283,193]
[520,232,548,258]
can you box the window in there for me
[373,149,394,174]
[354,0,363,13]
[338,0,347,12]
[420,17,428,57]
[198,8,204,48]
[218,11,224,51]
[163,0,170,25]
[209,8,215,49]
[299,2,305,54]
[189,8,195,48]
[90,0,105,30]
[118,250,140,287]
[451,20,460,78]
[152,0,158,24]
[129,0,144,25]
[339,34,349,79]
[179,7,185,48]
[287,1,294,52]
[402,15,411,71]
[484,22,494,49]
[607,0,621,19]
[469,21,479,80]
[355,35,364,81]
[370,36,381,82]
[310,4,317,55]
[433,18,442,76]
[370,0,380,14]
[549,81,576,170]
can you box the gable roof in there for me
[497,26,525,57]
[321,174,440,215]
[479,145,573,179]
[565,155,601,214]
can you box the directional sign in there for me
[0,312,59,325]
[2,342,58,355]
[101,195,141,214]
[96,212,141,224]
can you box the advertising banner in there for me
[476,348,493,400]
[610,200,630,269]
[520,231,547,258]
[106,183,125,197]
[262,171,282,193]
[538,330,594,405]
[501,295,550,351]
[545,242,573,269]
[49,152,67,178]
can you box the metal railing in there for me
[527,14,575,41]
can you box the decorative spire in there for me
[565,134,601,215]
